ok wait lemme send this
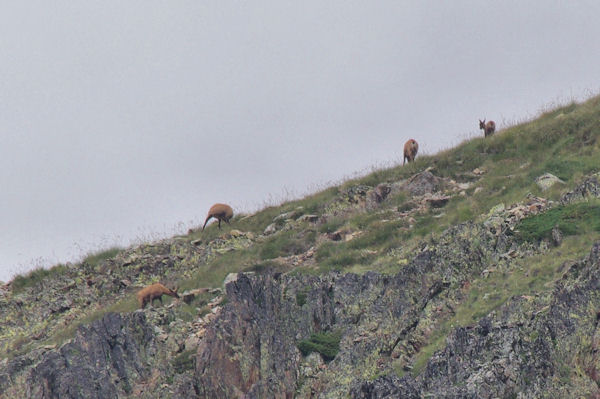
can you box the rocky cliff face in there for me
[3,157,600,396]
[355,241,600,398]
[194,239,600,398]
[189,228,511,397]
[196,272,334,398]
[27,312,155,398]
[1,308,199,398]
[192,176,600,397]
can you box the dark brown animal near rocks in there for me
[202,203,234,230]
[479,119,496,137]
[136,283,179,309]
[403,139,419,165]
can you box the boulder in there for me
[535,173,565,191]
[26,312,154,398]
[425,195,450,208]
[560,174,600,204]
[263,223,278,235]
[297,214,319,223]
[404,171,443,196]
[552,225,563,247]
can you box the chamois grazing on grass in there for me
[479,119,496,137]
[202,203,234,230]
[137,283,179,309]
[403,139,419,165]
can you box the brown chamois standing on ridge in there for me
[479,119,496,137]
[403,139,419,165]
[136,283,179,309]
[202,203,234,230]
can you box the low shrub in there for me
[297,330,342,361]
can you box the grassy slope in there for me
[3,95,600,370]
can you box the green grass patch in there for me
[297,330,342,361]
[10,247,121,295]
[516,201,600,242]
[315,240,375,272]
[259,230,316,260]
[11,264,69,294]
[82,246,122,267]
[183,229,315,292]
[319,216,346,234]
[181,247,259,291]
[243,260,286,273]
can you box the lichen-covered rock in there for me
[195,272,336,398]
[536,173,565,191]
[552,224,563,246]
[367,184,392,208]
[2,308,199,399]
[350,375,420,399]
[353,241,600,398]
[263,222,278,235]
[403,170,444,196]
[560,173,600,204]
[297,214,319,223]
[193,220,511,398]
[22,312,154,398]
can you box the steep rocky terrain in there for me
[2,96,600,398]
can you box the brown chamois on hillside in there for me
[136,283,179,309]
[403,139,419,165]
[202,203,234,230]
[479,119,496,137]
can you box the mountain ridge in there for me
[2,95,600,397]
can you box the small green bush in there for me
[297,330,342,361]
[172,349,195,374]
[296,289,308,306]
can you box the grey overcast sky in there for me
[1,1,599,281]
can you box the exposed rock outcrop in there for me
[193,219,513,398]
[2,310,199,399]
[403,170,444,196]
[536,172,565,191]
[358,241,600,398]
[27,312,154,398]
[560,173,600,204]
[196,272,335,398]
